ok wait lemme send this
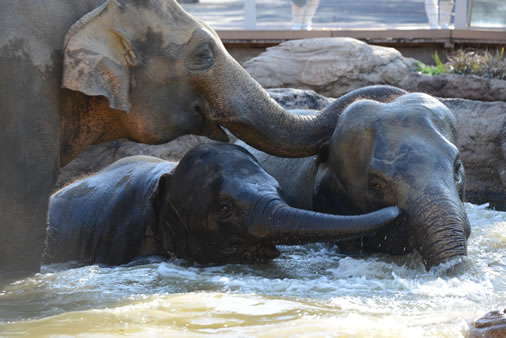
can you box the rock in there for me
[468,309,506,338]
[402,73,506,102]
[56,135,214,189]
[244,38,418,98]
[442,98,506,199]
[267,88,333,110]
[244,38,506,102]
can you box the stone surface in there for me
[58,88,505,208]
[244,38,418,98]
[442,98,506,199]
[56,135,214,190]
[267,87,332,110]
[402,73,506,102]
[468,309,506,338]
[244,37,506,102]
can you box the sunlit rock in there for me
[468,309,506,338]
[244,37,417,98]
[244,38,506,102]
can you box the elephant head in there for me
[159,143,402,264]
[61,0,407,160]
[45,143,402,266]
[312,93,471,269]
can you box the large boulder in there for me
[57,89,505,208]
[244,38,506,102]
[244,38,418,98]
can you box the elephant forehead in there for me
[339,93,454,135]
[373,112,456,156]
[175,144,278,190]
[370,136,458,184]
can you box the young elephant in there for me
[44,144,401,266]
[246,93,471,269]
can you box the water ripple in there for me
[0,204,504,336]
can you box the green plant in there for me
[417,51,448,76]
[417,48,506,80]
[446,48,505,79]
[481,48,505,80]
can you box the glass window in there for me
[469,0,506,28]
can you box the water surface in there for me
[1,203,505,336]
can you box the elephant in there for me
[0,0,407,275]
[44,143,402,266]
[243,92,471,269]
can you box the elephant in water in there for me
[0,0,405,274]
[44,144,401,266]
[244,91,471,269]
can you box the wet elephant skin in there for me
[2,0,404,274]
[45,143,402,266]
[244,92,471,269]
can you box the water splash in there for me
[0,204,504,336]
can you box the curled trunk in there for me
[411,197,470,269]
[195,54,407,157]
[249,194,401,245]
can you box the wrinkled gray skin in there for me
[44,144,401,266]
[0,0,403,275]
[245,92,471,269]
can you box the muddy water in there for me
[0,203,505,337]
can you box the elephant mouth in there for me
[222,243,281,264]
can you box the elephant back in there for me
[45,155,176,265]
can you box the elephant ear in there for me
[62,0,139,112]
[313,143,357,215]
[152,173,189,259]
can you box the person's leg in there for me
[439,0,454,28]
[302,0,320,30]
[291,0,307,30]
[424,0,439,28]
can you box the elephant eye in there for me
[368,173,387,199]
[186,42,215,72]
[454,159,463,183]
[217,201,234,219]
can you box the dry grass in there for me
[418,48,506,80]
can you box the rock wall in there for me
[244,37,506,102]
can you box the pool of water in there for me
[1,203,505,336]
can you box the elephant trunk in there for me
[196,54,407,157]
[411,195,470,269]
[249,194,401,245]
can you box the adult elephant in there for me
[244,92,471,269]
[44,143,401,266]
[0,0,405,275]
